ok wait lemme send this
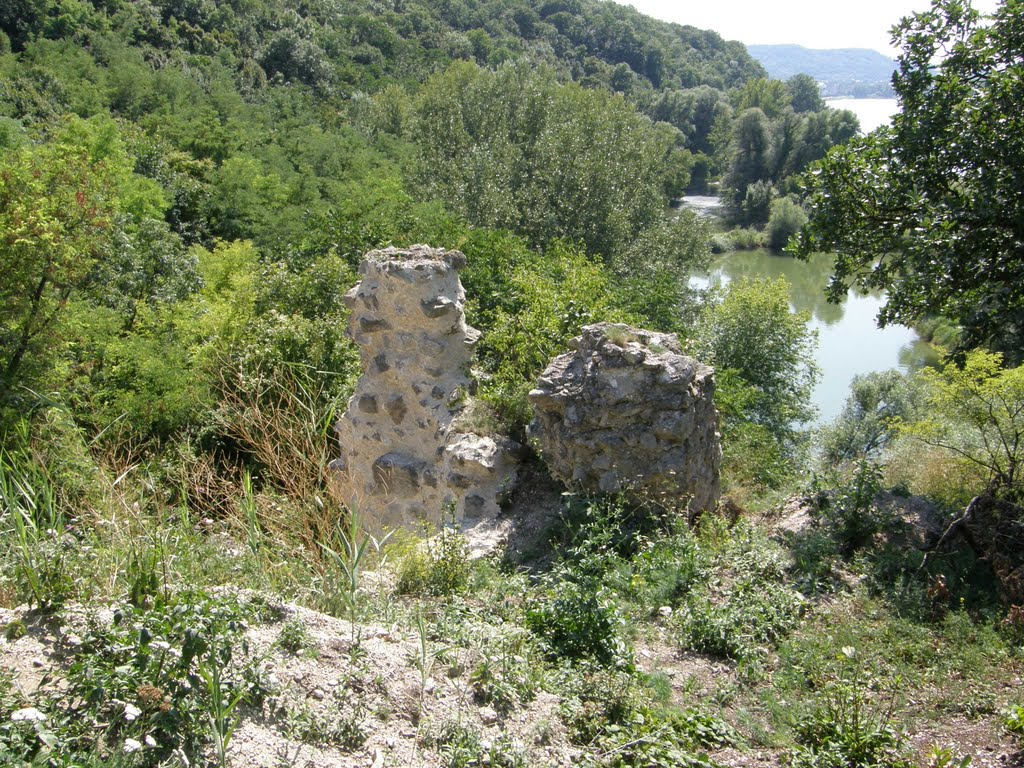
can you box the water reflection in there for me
[713,250,845,325]
[693,248,935,423]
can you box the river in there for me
[826,97,899,133]
[684,96,932,425]
[692,250,936,425]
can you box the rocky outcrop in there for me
[331,246,517,532]
[528,323,721,515]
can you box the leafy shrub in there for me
[710,233,735,254]
[677,526,805,662]
[282,696,368,751]
[817,370,923,465]
[560,667,736,768]
[0,591,268,765]
[821,459,886,555]
[724,227,767,250]
[915,315,962,350]
[476,241,634,430]
[624,526,704,611]
[1006,703,1024,736]
[742,180,777,226]
[395,524,472,597]
[900,350,1024,501]
[717,405,795,493]
[766,196,808,251]
[525,576,632,668]
[693,278,818,464]
[275,617,315,657]
[422,719,527,768]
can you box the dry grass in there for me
[214,363,349,551]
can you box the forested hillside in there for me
[748,44,896,97]
[0,0,856,457]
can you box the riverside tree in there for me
[795,0,1024,360]
[693,278,818,487]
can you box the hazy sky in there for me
[614,0,999,56]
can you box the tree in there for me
[766,196,808,252]
[409,61,682,260]
[0,119,123,392]
[795,0,1024,359]
[819,369,922,464]
[721,107,773,219]
[902,350,1024,500]
[786,74,824,113]
[694,277,819,449]
[731,77,791,119]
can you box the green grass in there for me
[1,432,1020,768]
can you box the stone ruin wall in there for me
[331,249,722,533]
[529,323,721,516]
[330,245,517,532]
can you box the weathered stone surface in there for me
[331,245,518,532]
[529,323,721,515]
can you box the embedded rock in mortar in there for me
[529,323,721,515]
[331,245,517,532]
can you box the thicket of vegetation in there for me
[1,0,1023,765]
[0,0,862,485]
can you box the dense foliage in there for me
[0,0,859,463]
[693,278,819,489]
[796,0,1024,359]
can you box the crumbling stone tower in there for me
[331,245,516,532]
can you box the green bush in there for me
[677,525,805,662]
[525,576,632,669]
[1006,703,1024,736]
[693,279,818,491]
[477,242,634,430]
[900,350,1024,501]
[0,591,268,765]
[741,180,777,227]
[766,196,808,252]
[559,666,736,768]
[817,370,923,465]
[724,227,767,250]
[395,525,472,597]
[824,459,886,555]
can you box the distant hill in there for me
[747,44,895,97]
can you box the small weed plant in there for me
[826,459,886,555]
[423,718,527,768]
[17,590,271,765]
[275,616,315,656]
[0,444,73,610]
[926,744,973,768]
[560,665,736,768]
[788,647,913,768]
[395,518,471,597]
[525,574,632,668]
[199,639,247,768]
[319,508,391,636]
[1006,703,1024,736]
[281,696,369,750]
